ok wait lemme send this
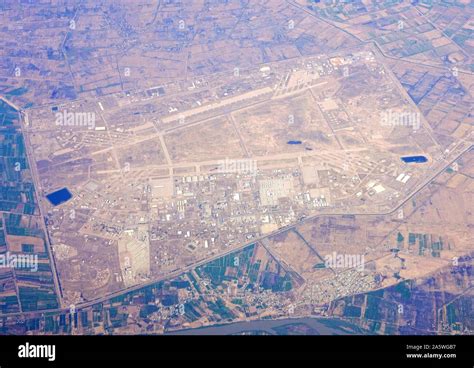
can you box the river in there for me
[167,317,371,335]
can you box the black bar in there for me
[0,335,472,366]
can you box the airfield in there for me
[20,44,472,304]
[0,0,472,336]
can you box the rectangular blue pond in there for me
[401,155,428,163]
[46,188,72,206]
